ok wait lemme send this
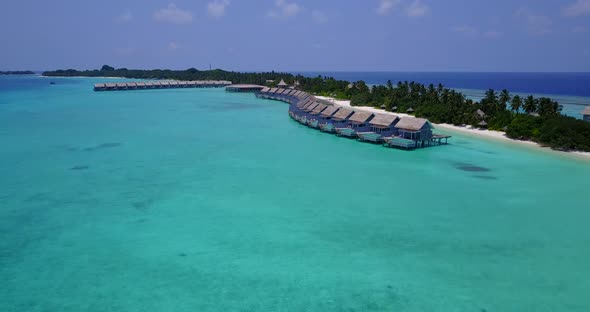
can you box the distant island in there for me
[1,70,35,75]
[43,65,590,152]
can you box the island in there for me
[42,65,590,152]
[0,70,35,75]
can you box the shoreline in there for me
[315,96,590,162]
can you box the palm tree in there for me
[511,95,522,113]
[499,89,511,109]
[523,95,538,114]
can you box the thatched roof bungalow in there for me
[369,114,400,134]
[311,104,328,115]
[320,106,340,118]
[277,79,288,88]
[347,111,374,131]
[395,117,433,141]
[331,108,355,122]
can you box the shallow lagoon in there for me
[1,76,589,311]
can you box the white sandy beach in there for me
[316,96,590,161]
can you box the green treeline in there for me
[43,65,295,85]
[0,70,35,75]
[42,66,590,152]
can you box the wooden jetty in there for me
[225,84,266,92]
[94,80,232,91]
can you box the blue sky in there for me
[1,0,589,72]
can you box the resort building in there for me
[582,106,590,122]
[253,86,450,150]
[277,79,288,88]
[395,117,433,142]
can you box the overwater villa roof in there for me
[106,83,116,87]
[126,82,137,87]
[320,106,340,117]
[277,79,288,87]
[349,111,374,123]
[370,114,399,128]
[136,82,146,86]
[269,88,278,93]
[332,108,354,121]
[115,83,127,87]
[297,99,312,108]
[261,87,270,93]
[94,83,105,88]
[581,106,590,115]
[395,117,431,131]
[305,102,320,111]
[302,101,316,109]
[311,104,328,114]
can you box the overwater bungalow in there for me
[94,83,106,91]
[135,82,146,89]
[307,104,328,128]
[170,81,179,87]
[336,111,374,137]
[583,106,590,122]
[321,107,354,133]
[394,117,433,142]
[303,102,320,114]
[260,87,270,93]
[115,83,128,90]
[357,114,400,143]
[126,82,137,89]
[296,99,313,110]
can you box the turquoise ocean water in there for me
[1,76,590,311]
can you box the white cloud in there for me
[154,4,193,24]
[377,0,401,16]
[168,42,180,51]
[406,0,429,17]
[115,11,133,23]
[311,10,328,23]
[452,25,478,36]
[515,7,552,35]
[268,0,301,19]
[452,26,503,39]
[208,0,230,18]
[563,0,590,17]
[483,30,503,38]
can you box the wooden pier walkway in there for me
[94,80,232,91]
